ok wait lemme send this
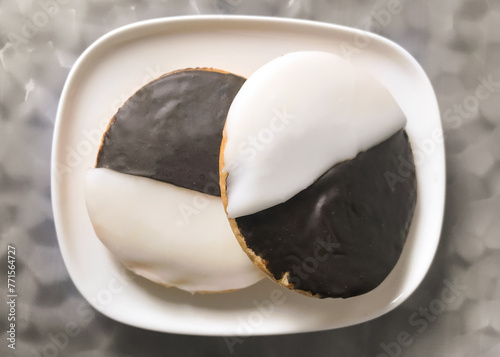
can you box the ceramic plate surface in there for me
[51,15,445,335]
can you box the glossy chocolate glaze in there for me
[97,69,245,196]
[235,130,417,298]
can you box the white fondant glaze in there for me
[223,51,406,218]
[84,168,263,292]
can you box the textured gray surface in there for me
[1,0,499,356]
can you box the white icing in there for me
[84,168,263,292]
[223,51,406,218]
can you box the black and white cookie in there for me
[220,52,417,299]
[85,68,264,293]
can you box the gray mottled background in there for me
[1,0,500,356]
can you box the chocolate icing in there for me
[234,130,417,298]
[97,69,245,196]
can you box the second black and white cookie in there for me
[85,68,264,293]
[220,52,417,299]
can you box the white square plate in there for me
[51,15,445,335]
